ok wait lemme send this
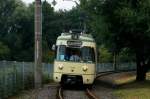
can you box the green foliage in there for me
[118,48,136,62]
[0,0,35,61]
[99,46,136,63]
[1,0,149,67]
[99,45,113,63]
[0,0,17,39]
[81,0,150,59]
[0,42,10,59]
[0,0,83,62]
[80,0,150,80]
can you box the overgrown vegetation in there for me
[0,0,82,62]
[0,0,150,80]
[113,73,150,99]
[80,0,150,81]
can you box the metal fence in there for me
[97,62,136,73]
[0,61,53,99]
[0,61,136,99]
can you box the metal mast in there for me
[34,0,42,88]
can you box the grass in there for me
[113,72,150,99]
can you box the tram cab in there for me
[53,30,97,85]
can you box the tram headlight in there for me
[58,64,63,70]
[82,66,88,71]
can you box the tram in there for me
[53,30,97,85]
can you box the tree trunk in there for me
[136,53,146,81]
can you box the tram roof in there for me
[57,33,95,42]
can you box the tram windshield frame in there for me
[56,45,95,63]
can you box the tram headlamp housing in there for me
[58,64,63,70]
[82,66,88,71]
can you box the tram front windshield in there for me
[56,45,95,63]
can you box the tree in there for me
[0,0,34,61]
[81,0,150,81]
[0,42,10,59]
[42,1,84,62]
[0,0,17,39]
[0,0,90,62]
[98,45,113,63]
[8,1,35,61]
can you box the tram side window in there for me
[57,45,66,61]
[82,47,95,63]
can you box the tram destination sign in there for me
[67,40,82,47]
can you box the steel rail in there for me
[57,87,63,99]
[86,88,99,99]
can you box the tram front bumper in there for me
[53,73,95,84]
[82,74,95,84]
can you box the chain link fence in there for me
[0,61,136,99]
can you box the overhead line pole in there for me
[34,0,42,88]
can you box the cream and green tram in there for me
[53,31,97,85]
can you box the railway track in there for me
[56,71,135,99]
[96,70,136,79]
[86,88,99,99]
[56,86,99,99]
[57,87,63,99]
[56,71,120,99]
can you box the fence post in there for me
[4,60,7,98]
[22,61,25,90]
[13,61,17,93]
[2,60,7,98]
[1,60,5,98]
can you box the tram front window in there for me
[56,45,95,63]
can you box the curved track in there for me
[96,70,136,79]
[86,88,99,99]
[56,70,136,99]
[56,71,116,99]
[57,86,99,99]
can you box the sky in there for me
[21,0,77,11]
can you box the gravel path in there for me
[92,81,116,99]
[92,71,136,99]
[8,84,58,99]
[63,89,88,99]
